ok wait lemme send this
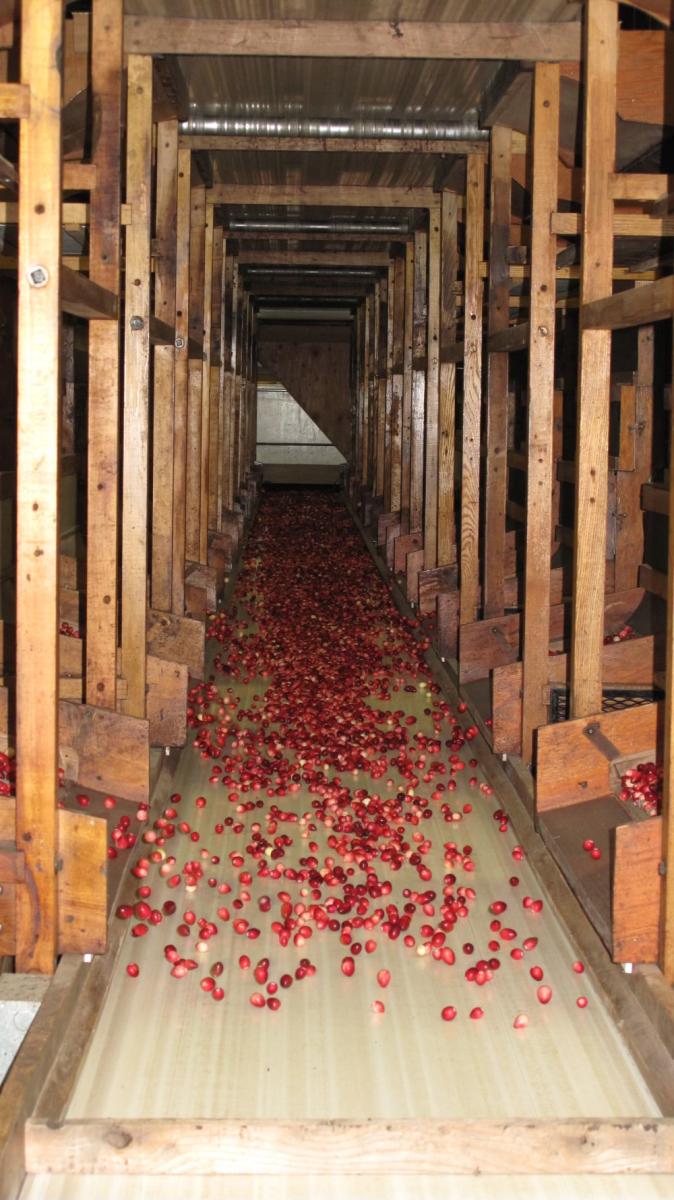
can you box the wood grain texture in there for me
[661,320,674,982]
[56,809,107,956]
[208,184,437,209]
[536,702,661,813]
[23,1117,674,1177]
[14,0,63,973]
[120,54,153,719]
[483,125,512,618]
[614,817,662,965]
[151,120,178,613]
[382,261,395,508]
[521,65,560,765]
[171,148,192,615]
[459,154,485,626]
[570,0,618,719]
[58,701,150,807]
[410,230,427,534]
[124,17,582,61]
[437,191,458,569]
[199,208,214,562]
[399,242,415,532]
[146,610,205,680]
[423,208,440,568]
[582,275,674,331]
[208,228,224,532]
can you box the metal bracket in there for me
[582,720,622,762]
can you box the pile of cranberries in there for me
[618,761,662,816]
[119,492,587,1020]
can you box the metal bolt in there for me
[129,314,144,331]
[27,264,49,288]
[174,336,185,350]
[538,324,549,337]
[0,883,3,895]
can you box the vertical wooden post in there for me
[438,191,459,567]
[220,250,233,518]
[361,294,371,491]
[614,317,653,591]
[376,274,388,499]
[199,203,214,561]
[520,64,560,765]
[186,184,205,564]
[369,282,380,494]
[171,146,191,614]
[225,262,240,512]
[410,228,427,534]
[388,257,404,514]
[660,324,674,984]
[400,241,415,532]
[483,126,512,617]
[120,54,153,719]
[459,154,486,626]
[570,0,617,718]
[15,0,63,973]
[424,202,441,569]
[150,118,177,613]
[208,226,224,532]
[86,0,122,708]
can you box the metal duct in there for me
[228,220,408,233]
[179,114,488,141]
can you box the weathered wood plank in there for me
[171,147,192,614]
[208,228,224,531]
[521,65,560,766]
[423,206,440,569]
[151,119,178,613]
[582,275,674,331]
[120,54,153,719]
[123,17,582,61]
[14,0,63,974]
[56,809,107,955]
[661,318,674,982]
[58,700,150,806]
[614,816,662,965]
[483,125,512,618]
[23,1116,674,1176]
[182,135,486,157]
[409,230,427,536]
[199,205,214,561]
[399,242,415,532]
[570,0,618,719]
[459,154,485,626]
[208,184,439,209]
[147,609,205,679]
[437,191,458,568]
[85,0,123,712]
[60,267,116,320]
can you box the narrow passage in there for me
[24,491,668,1199]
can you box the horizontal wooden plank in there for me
[147,609,205,679]
[553,212,674,237]
[0,82,30,119]
[608,173,673,201]
[642,483,668,515]
[0,845,24,883]
[0,201,88,225]
[58,701,150,806]
[238,250,391,267]
[124,18,581,61]
[209,184,438,209]
[61,267,117,321]
[181,135,487,156]
[62,162,97,191]
[23,1116,674,1175]
[639,562,667,599]
[487,322,529,353]
[582,275,674,331]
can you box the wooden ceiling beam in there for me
[124,18,581,61]
[211,185,439,208]
[181,136,487,156]
[238,250,391,266]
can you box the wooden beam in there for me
[388,255,405,513]
[120,54,153,719]
[437,192,458,568]
[209,184,439,209]
[200,205,214,561]
[14,0,62,974]
[85,0,123,712]
[424,212,441,570]
[521,64,560,766]
[400,242,414,532]
[151,119,178,613]
[609,173,673,201]
[23,1116,674,1176]
[382,260,395,504]
[483,126,512,618]
[459,154,485,626]
[662,321,674,983]
[570,0,617,720]
[172,147,191,615]
[60,266,116,321]
[186,185,205,563]
[582,275,674,330]
[124,17,581,61]
[410,230,427,535]
[181,134,486,156]
[237,250,391,267]
[0,81,29,118]
[552,212,674,237]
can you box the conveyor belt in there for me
[22,492,669,1197]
